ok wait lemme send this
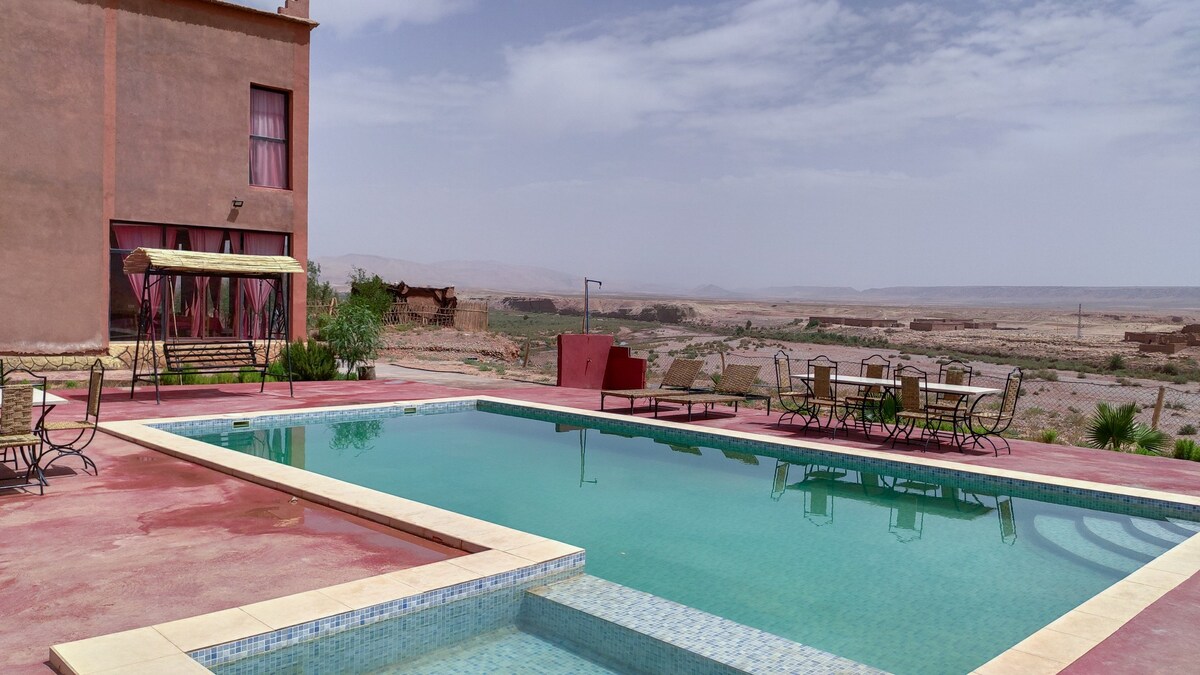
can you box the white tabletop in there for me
[0,388,68,406]
[792,373,1000,397]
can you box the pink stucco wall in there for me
[0,0,314,353]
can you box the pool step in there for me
[519,575,885,675]
[1030,514,1190,576]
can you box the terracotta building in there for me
[0,0,315,357]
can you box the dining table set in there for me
[1,361,104,495]
[776,352,1024,455]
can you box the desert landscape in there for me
[363,287,1200,448]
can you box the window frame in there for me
[249,84,291,190]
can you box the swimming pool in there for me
[174,402,1199,674]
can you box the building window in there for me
[250,86,289,188]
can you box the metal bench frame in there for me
[129,269,294,403]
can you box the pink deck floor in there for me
[4,379,1197,673]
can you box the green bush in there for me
[276,340,339,381]
[1107,354,1125,371]
[1179,424,1197,436]
[323,303,383,375]
[1173,439,1199,461]
[1037,429,1059,444]
[1085,402,1166,454]
[347,267,393,319]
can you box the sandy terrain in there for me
[374,293,1200,446]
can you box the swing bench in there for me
[124,247,302,403]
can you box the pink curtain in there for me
[241,233,286,338]
[250,88,287,188]
[188,228,226,337]
[113,225,175,324]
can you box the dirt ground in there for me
[379,294,1200,447]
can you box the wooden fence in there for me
[309,299,487,332]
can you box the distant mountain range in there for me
[312,254,1200,309]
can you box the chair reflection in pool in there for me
[772,461,847,526]
[889,494,927,542]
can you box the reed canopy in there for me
[122,247,303,278]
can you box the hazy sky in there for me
[242,0,1200,289]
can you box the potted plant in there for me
[323,302,383,380]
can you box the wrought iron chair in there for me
[966,368,1024,456]
[799,356,847,435]
[40,359,104,475]
[889,366,933,449]
[773,351,815,428]
[928,360,974,413]
[842,354,891,439]
[0,373,49,495]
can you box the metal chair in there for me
[889,366,932,449]
[802,355,847,436]
[0,369,49,495]
[928,360,974,413]
[773,351,816,428]
[40,359,104,475]
[966,368,1023,456]
[843,354,891,439]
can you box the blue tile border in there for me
[188,551,585,668]
[523,575,885,674]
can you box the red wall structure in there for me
[0,0,315,354]
[557,334,646,390]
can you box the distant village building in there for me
[908,319,998,331]
[0,0,316,357]
[809,317,901,328]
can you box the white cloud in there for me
[489,0,1200,157]
[307,1,1200,285]
[234,0,475,34]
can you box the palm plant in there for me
[1085,402,1167,454]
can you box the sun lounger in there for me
[652,363,762,421]
[600,359,703,413]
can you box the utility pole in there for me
[584,278,602,334]
[1077,303,1082,339]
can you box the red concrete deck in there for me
[6,379,1199,673]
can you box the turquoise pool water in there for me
[185,408,1197,674]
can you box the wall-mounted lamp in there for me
[232,198,245,208]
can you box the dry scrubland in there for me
[380,294,1200,449]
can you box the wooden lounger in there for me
[600,359,703,413]
[651,364,762,421]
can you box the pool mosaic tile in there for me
[190,552,583,669]
[521,575,884,674]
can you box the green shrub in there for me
[1107,354,1125,371]
[1173,439,1199,461]
[276,340,339,381]
[1037,429,1059,444]
[347,267,393,319]
[323,303,384,375]
[179,366,205,385]
[1179,424,1197,436]
[1085,402,1166,454]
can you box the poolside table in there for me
[790,373,1001,447]
[791,373,1000,398]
